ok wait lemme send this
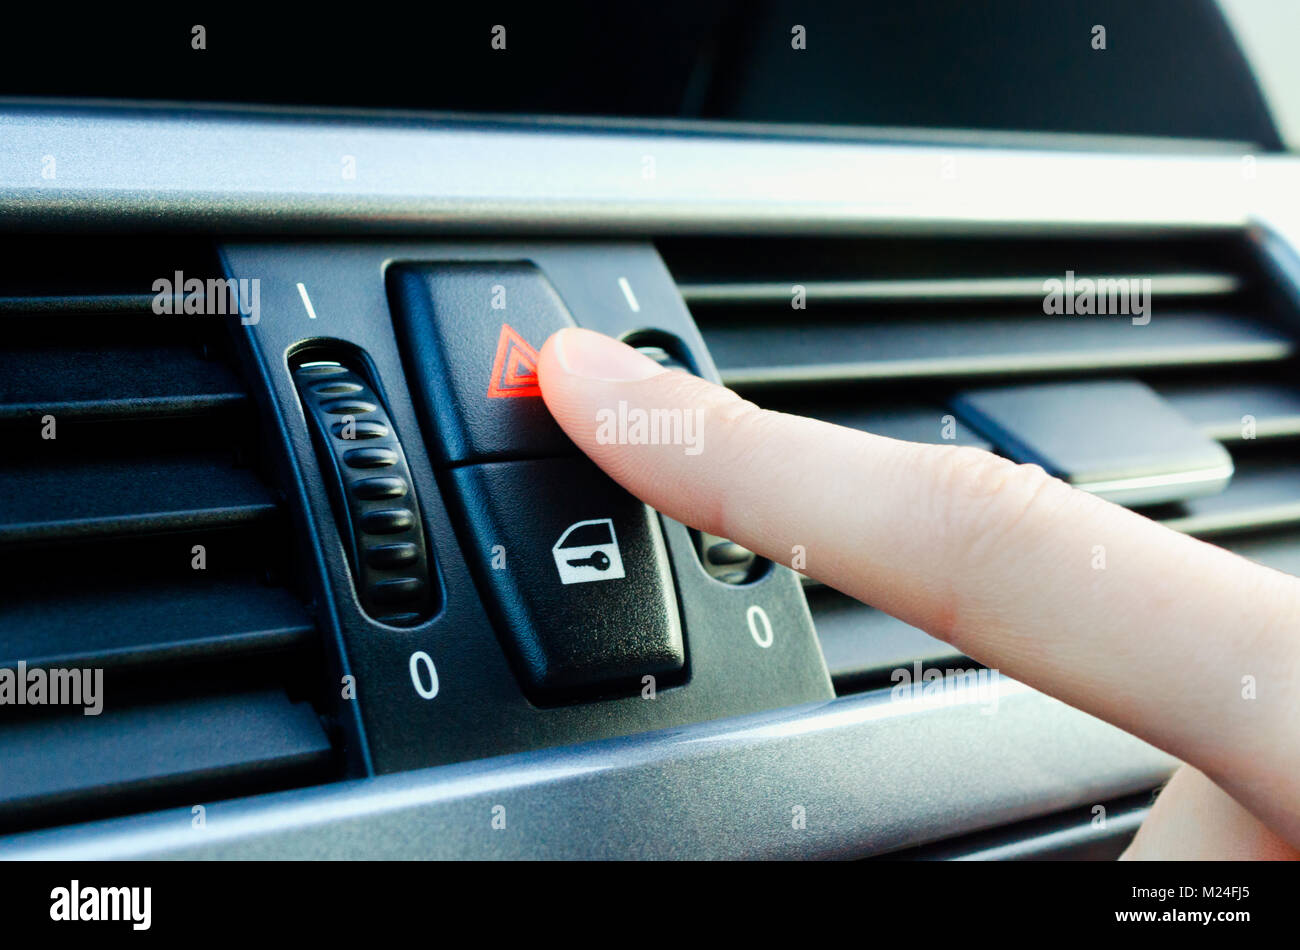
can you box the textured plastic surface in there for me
[4,110,1296,856]
[703,311,1293,386]
[0,250,344,833]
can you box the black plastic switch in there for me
[695,531,763,585]
[388,263,577,464]
[448,456,686,699]
[293,358,435,627]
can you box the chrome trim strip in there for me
[0,680,1175,860]
[681,274,1242,304]
[1,104,1298,234]
[1075,462,1237,507]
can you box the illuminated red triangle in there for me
[487,323,542,398]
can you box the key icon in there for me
[552,518,625,585]
[567,550,611,571]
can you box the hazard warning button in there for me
[388,262,578,464]
[486,323,543,399]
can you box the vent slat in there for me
[809,587,966,692]
[0,455,278,545]
[0,341,247,421]
[1160,459,1300,537]
[666,235,1300,699]
[0,293,171,314]
[0,235,336,835]
[1223,531,1300,577]
[0,579,314,672]
[706,312,1293,387]
[0,691,332,832]
[1159,382,1300,442]
[0,392,248,423]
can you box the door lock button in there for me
[448,455,685,700]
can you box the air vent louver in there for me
[661,234,1300,694]
[0,237,337,834]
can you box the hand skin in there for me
[537,327,1300,860]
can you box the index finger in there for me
[538,327,1300,847]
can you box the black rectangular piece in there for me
[952,379,1235,506]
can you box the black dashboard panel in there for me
[220,240,832,773]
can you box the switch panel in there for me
[223,240,833,772]
[388,263,577,465]
[448,455,686,700]
[293,358,434,626]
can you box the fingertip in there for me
[541,327,666,383]
[536,328,594,437]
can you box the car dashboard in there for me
[1,2,1299,862]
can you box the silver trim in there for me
[1074,462,1237,507]
[681,274,1242,304]
[0,679,1175,860]
[1,104,1299,234]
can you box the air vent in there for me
[660,234,1300,693]
[0,236,338,834]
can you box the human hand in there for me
[538,327,1300,860]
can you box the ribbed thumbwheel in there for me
[294,359,434,626]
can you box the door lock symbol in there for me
[552,518,626,585]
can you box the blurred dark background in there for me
[0,0,1281,147]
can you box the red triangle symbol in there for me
[487,324,543,398]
